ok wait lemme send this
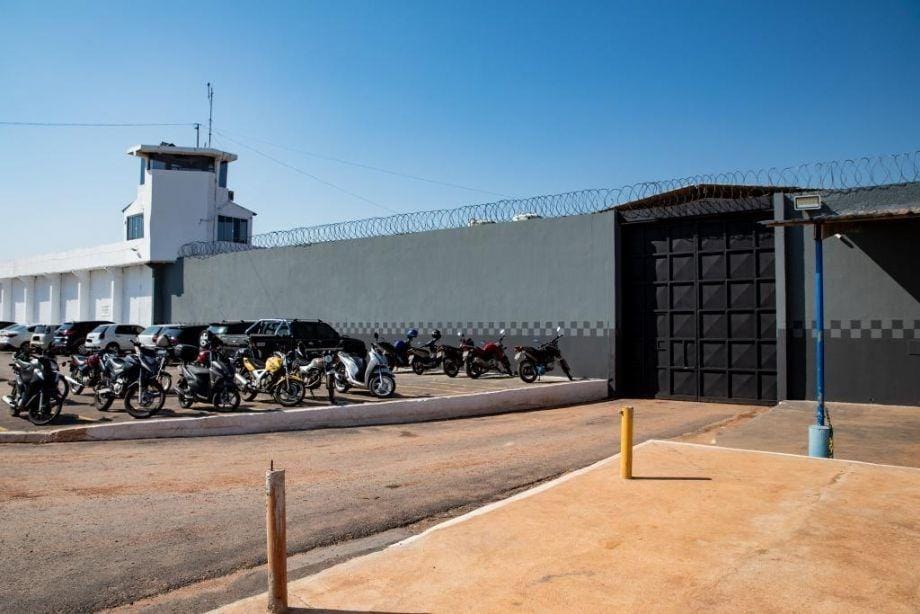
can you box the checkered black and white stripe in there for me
[330,320,611,338]
[790,319,920,339]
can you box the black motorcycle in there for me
[513,327,573,383]
[437,332,464,378]
[408,330,443,375]
[93,343,167,418]
[175,346,241,410]
[2,350,65,425]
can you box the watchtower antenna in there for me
[206,82,214,148]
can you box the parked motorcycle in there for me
[463,329,513,378]
[332,342,396,398]
[64,350,105,395]
[514,327,573,383]
[2,349,65,425]
[297,349,338,403]
[408,330,443,375]
[437,332,465,378]
[93,343,167,418]
[233,346,305,407]
[375,329,417,370]
[175,346,241,410]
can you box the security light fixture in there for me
[794,194,823,211]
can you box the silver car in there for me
[0,324,47,351]
[29,324,60,351]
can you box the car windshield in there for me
[140,326,160,335]
[4,324,25,333]
[57,323,75,332]
[208,325,229,335]
[90,325,109,334]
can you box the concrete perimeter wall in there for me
[157,212,618,382]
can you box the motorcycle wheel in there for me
[124,381,166,419]
[94,383,114,411]
[213,389,241,411]
[411,361,426,376]
[465,361,483,379]
[70,371,86,395]
[8,389,21,417]
[560,359,573,381]
[333,365,351,393]
[442,358,459,378]
[242,385,259,402]
[326,374,335,404]
[28,392,63,426]
[157,372,173,394]
[176,379,194,409]
[501,356,514,376]
[370,373,396,398]
[273,378,304,407]
[56,376,70,400]
[518,360,538,384]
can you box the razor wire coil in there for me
[180,150,920,258]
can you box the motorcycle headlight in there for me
[324,354,332,363]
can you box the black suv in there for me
[204,320,255,350]
[51,320,114,354]
[248,319,365,359]
[159,324,209,348]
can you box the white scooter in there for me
[332,344,396,398]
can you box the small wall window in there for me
[219,161,228,187]
[126,214,144,240]
[218,215,249,243]
[139,158,146,185]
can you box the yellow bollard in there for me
[620,406,634,479]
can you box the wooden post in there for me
[266,466,288,613]
[620,406,634,479]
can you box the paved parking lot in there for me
[0,351,566,432]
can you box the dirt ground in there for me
[0,398,751,613]
[0,352,555,432]
[222,441,920,613]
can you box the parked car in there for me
[50,321,113,354]
[203,320,255,350]
[0,324,47,351]
[248,319,365,360]
[29,324,60,351]
[84,323,144,352]
[138,325,165,350]
[158,324,209,349]
[0,321,16,331]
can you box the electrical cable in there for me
[215,128,512,198]
[212,132,397,214]
[0,121,198,127]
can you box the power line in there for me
[0,121,198,127]
[215,128,513,198]
[213,132,397,214]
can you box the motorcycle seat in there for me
[72,354,89,365]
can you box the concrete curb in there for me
[0,379,608,444]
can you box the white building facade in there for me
[0,144,254,327]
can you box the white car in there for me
[29,324,60,351]
[0,324,47,351]
[138,325,165,349]
[84,324,144,352]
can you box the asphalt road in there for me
[0,399,750,613]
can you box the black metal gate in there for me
[622,213,776,403]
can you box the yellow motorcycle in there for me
[232,347,305,407]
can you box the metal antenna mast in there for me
[206,82,214,147]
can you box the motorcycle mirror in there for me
[374,332,379,340]
[499,328,506,336]
[556,326,562,334]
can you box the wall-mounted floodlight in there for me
[794,194,823,211]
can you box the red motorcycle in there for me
[462,329,513,378]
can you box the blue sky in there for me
[1,0,918,259]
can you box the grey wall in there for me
[157,212,618,381]
[785,215,920,405]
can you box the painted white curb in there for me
[0,379,608,444]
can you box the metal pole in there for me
[620,406,633,479]
[814,224,825,427]
[809,223,831,457]
[195,123,200,148]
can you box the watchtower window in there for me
[218,215,249,243]
[126,214,144,240]
[147,154,215,173]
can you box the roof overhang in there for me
[127,144,237,162]
[764,207,920,227]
